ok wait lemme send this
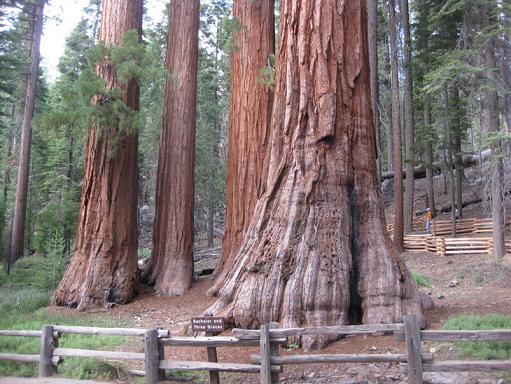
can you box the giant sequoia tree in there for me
[207,0,423,350]
[142,0,200,296]
[52,0,142,310]
[209,0,275,296]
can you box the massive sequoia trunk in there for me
[141,0,200,296]
[388,0,404,250]
[207,0,423,350]
[52,0,142,310]
[209,0,275,296]
[9,0,44,264]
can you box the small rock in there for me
[369,345,378,351]
[437,293,445,299]
[368,364,380,373]
[448,280,459,287]
[429,347,437,353]
[497,379,508,384]
[420,292,435,310]
[348,368,359,376]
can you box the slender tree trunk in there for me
[423,93,435,215]
[401,0,415,233]
[383,36,393,172]
[443,85,457,237]
[52,0,142,310]
[207,188,214,249]
[142,0,200,296]
[368,0,380,179]
[454,129,463,218]
[9,0,44,264]
[388,0,404,250]
[208,0,274,296]
[481,4,506,260]
[207,0,423,350]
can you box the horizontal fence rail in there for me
[1,320,510,383]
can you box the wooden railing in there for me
[401,234,511,256]
[387,217,511,238]
[1,319,510,383]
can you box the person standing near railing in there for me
[425,208,433,232]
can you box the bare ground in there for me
[45,249,511,384]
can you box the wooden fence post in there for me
[206,332,220,384]
[269,322,280,384]
[260,324,272,384]
[39,325,56,377]
[404,316,423,384]
[204,314,221,384]
[145,329,160,384]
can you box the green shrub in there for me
[0,232,69,291]
[443,314,511,360]
[412,271,431,288]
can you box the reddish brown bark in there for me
[207,0,423,350]
[209,0,275,296]
[52,0,142,310]
[388,0,404,250]
[141,0,200,296]
[9,0,44,264]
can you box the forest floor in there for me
[41,164,511,383]
[45,249,511,384]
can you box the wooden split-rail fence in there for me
[1,317,510,383]
[387,217,511,256]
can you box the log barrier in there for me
[1,318,510,383]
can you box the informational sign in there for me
[191,317,225,333]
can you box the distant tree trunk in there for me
[384,37,393,172]
[443,85,457,237]
[208,0,274,296]
[401,0,414,233]
[454,129,463,218]
[142,0,200,296]
[368,0,380,179]
[481,3,506,260]
[423,93,435,215]
[388,0,404,250]
[9,0,44,265]
[207,190,214,249]
[207,0,423,350]
[52,0,142,310]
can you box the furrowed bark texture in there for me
[225,0,275,252]
[388,0,404,250]
[401,0,414,234]
[9,0,44,264]
[207,0,423,350]
[142,0,200,296]
[52,0,142,310]
[209,0,275,296]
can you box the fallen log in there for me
[381,149,491,181]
